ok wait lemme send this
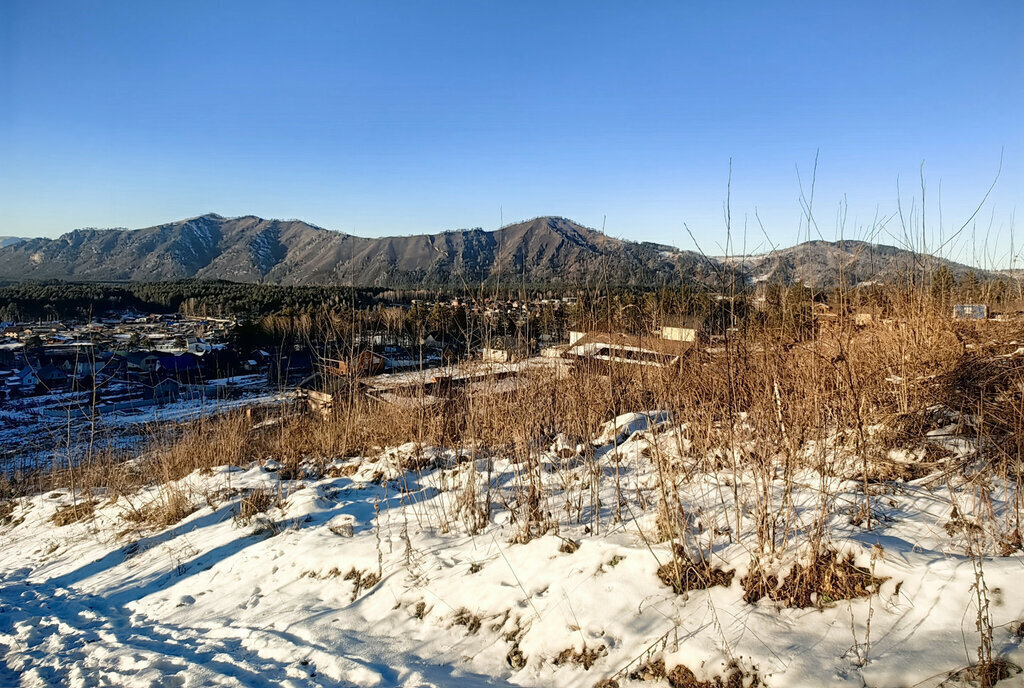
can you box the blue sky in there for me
[1,1,1021,266]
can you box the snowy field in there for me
[3,411,1024,687]
[0,379,291,475]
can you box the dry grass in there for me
[665,663,758,688]
[657,546,735,595]
[122,486,196,529]
[50,499,97,526]
[0,500,15,525]
[19,305,1024,566]
[30,307,1020,503]
[452,608,483,634]
[234,487,279,525]
[743,549,883,608]
[553,643,606,669]
[343,568,381,601]
[8,289,1024,682]
[616,658,758,688]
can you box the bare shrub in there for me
[0,500,16,527]
[628,657,668,681]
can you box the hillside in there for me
[4,321,1024,687]
[0,214,999,289]
[0,215,716,289]
[734,239,999,287]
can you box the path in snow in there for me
[1,565,515,688]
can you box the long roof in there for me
[566,331,694,359]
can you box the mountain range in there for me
[0,214,1000,289]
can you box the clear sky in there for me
[1,1,1021,267]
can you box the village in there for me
[1,293,1017,476]
[1,295,1015,403]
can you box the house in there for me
[65,358,109,381]
[990,301,1024,320]
[852,306,883,326]
[811,303,840,332]
[481,336,535,363]
[327,344,427,377]
[155,352,203,381]
[330,350,388,377]
[198,348,239,379]
[0,368,22,397]
[481,348,511,363]
[420,333,466,363]
[266,349,315,384]
[360,366,522,409]
[296,374,361,415]
[374,344,421,372]
[563,331,694,371]
[0,341,22,362]
[953,304,988,320]
[186,338,213,355]
[239,349,272,373]
[142,377,181,405]
[8,366,39,393]
[122,351,161,374]
[657,315,706,343]
[35,365,68,388]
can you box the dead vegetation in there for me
[657,546,735,595]
[612,658,758,688]
[343,567,380,601]
[554,644,606,670]
[0,500,16,527]
[50,499,97,526]
[664,663,758,688]
[301,567,343,580]
[743,549,884,608]
[944,658,1019,688]
[122,487,196,529]
[452,608,483,634]
[233,487,280,525]
[6,287,1024,682]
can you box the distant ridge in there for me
[0,214,1000,289]
[727,239,998,288]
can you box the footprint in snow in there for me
[239,587,263,609]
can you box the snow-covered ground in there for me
[3,413,1024,687]
[0,382,291,475]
